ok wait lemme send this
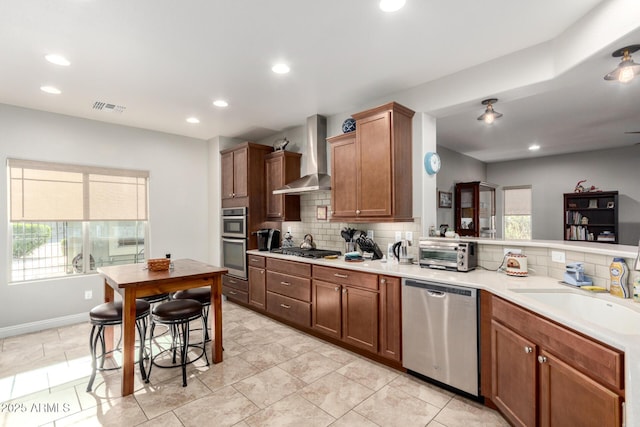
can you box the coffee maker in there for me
[256,229,280,251]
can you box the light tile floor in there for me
[0,300,509,426]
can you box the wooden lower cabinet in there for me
[222,274,248,304]
[342,285,378,352]
[378,275,401,361]
[490,296,624,427]
[265,258,311,328]
[311,279,342,339]
[248,265,266,309]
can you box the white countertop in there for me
[248,249,640,425]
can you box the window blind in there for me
[8,159,149,222]
[504,187,531,215]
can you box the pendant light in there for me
[477,98,502,124]
[604,44,640,83]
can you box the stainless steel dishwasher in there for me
[402,278,479,396]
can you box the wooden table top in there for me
[97,258,227,288]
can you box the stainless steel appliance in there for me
[418,239,477,272]
[221,207,248,278]
[402,278,479,396]
[256,228,280,251]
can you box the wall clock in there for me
[424,151,441,175]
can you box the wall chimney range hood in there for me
[272,114,331,195]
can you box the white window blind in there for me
[504,187,531,215]
[8,159,148,222]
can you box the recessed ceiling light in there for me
[272,63,290,74]
[379,0,406,12]
[40,86,61,95]
[213,100,229,107]
[529,144,541,151]
[186,117,200,124]
[45,54,70,66]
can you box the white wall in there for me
[0,104,209,334]
[487,145,640,244]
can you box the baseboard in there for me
[0,313,88,339]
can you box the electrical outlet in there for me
[405,231,413,242]
[367,230,374,239]
[504,248,522,255]
[395,231,402,241]
[551,250,566,263]
[84,290,92,300]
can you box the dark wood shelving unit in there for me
[563,191,618,243]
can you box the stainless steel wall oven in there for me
[221,207,248,279]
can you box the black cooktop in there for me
[271,247,342,259]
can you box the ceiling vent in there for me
[92,101,126,113]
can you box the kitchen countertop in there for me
[248,248,640,425]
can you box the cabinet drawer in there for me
[266,271,311,302]
[223,285,248,304]
[248,255,266,268]
[492,296,624,391]
[222,275,248,292]
[313,265,378,291]
[267,258,311,277]
[266,291,311,327]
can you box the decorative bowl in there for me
[342,118,356,133]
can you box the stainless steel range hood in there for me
[273,114,330,195]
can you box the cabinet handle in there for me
[229,279,237,284]
[260,270,264,274]
[229,291,237,295]
[280,303,291,309]
[280,281,291,286]
[342,288,347,294]
[537,355,547,364]
[334,286,340,291]
[380,278,386,284]
[356,209,361,215]
[334,273,349,279]
[331,210,335,215]
[524,346,533,354]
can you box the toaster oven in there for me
[418,239,477,272]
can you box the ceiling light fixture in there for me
[272,63,290,74]
[529,144,541,151]
[40,86,61,95]
[213,100,229,107]
[45,54,70,66]
[186,117,200,124]
[379,0,406,12]
[477,98,502,124]
[604,44,640,83]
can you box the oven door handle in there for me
[222,237,246,244]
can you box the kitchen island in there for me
[246,247,639,427]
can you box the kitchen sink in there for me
[509,288,640,335]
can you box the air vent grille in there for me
[92,101,126,113]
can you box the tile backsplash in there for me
[280,191,422,258]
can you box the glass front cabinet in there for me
[454,181,497,237]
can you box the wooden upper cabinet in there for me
[329,101,415,222]
[220,142,272,210]
[265,151,302,221]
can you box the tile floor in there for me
[0,300,509,426]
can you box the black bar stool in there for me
[86,299,150,392]
[172,287,211,341]
[146,298,209,387]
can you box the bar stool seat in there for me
[146,299,209,387]
[86,299,150,392]
[172,287,211,341]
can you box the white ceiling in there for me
[1,0,639,162]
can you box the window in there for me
[503,186,532,240]
[8,159,148,282]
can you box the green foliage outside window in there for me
[12,223,52,257]
[504,215,531,240]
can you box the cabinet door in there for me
[342,286,379,352]
[311,280,342,339]
[538,350,622,427]
[379,276,401,361]
[330,134,357,218]
[248,266,266,309]
[491,320,537,427]
[232,147,248,198]
[356,111,392,217]
[455,182,479,237]
[221,151,235,200]
[265,155,283,219]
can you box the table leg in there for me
[121,290,137,396]
[104,281,115,355]
[211,275,223,363]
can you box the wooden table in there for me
[97,258,227,396]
